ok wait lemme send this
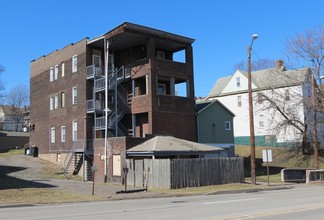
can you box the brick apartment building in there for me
[30,22,196,182]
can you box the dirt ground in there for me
[0,152,167,205]
[0,150,296,206]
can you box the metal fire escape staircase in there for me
[69,65,131,179]
[87,65,131,135]
[63,140,93,178]
[107,67,131,136]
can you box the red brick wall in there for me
[93,137,149,183]
[30,39,88,154]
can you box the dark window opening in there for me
[134,76,147,96]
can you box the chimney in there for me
[276,60,286,71]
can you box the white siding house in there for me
[206,64,321,147]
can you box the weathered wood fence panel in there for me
[126,159,171,188]
[171,158,244,189]
[126,159,144,187]
[125,157,244,189]
[144,159,171,188]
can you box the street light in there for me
[248,34,258,185]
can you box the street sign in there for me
[262,150,272,162]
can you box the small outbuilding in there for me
[127,135,223,159]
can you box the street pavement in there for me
[1,183,323,220]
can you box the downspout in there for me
[196,112,200,142]
[115,67,118,136]
[132,79,136,137]
[104,38,109,182]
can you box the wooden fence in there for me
[125,157,244,189]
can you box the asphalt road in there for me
[1,184,324,220]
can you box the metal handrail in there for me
[63,139,93,175]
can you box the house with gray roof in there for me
[206,61,322,147]
[196,100,235,157]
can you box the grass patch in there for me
[0,188,106,205]
[0,149,24,157]
[235,145,324,183]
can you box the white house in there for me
[0,105,27,132]
[206,62,322,147]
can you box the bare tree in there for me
[285,26,324,157]
[245,26,324,156]
[0,65,4,100]
[255,78,312,154]
[285,25,324,82]
[233,58,276,72]
[5,84,29,132]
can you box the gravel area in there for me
[0,154,165,201]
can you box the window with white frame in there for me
[257,92,264,104]
[72,121,77,141]
[50,67,54,82]
[54,65,58,80]
[259,114,265,128]
[285,89,290,101]
[237,95,242,107]
[54,94,58,109]
[50,96,54,110]
[50,127,55,143]
[61,62,65,77]
[61,126,66,142]
[236,77,241,87]
[61,92,65,108]
[225,121,231,130]
[72,87,77,104]
[72,55,77,73]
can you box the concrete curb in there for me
[206,185,294,195]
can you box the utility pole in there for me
[312,74,319,169]
[248,34,258,185]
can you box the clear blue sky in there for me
[1,0,323,97]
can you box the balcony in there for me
[86,65,104,79]
[94,78,105,92]
[95,116,105,130]
[87,100,104,113]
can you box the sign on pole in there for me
[262,150,272,162]
[262,149,272,186]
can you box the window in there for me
[50,127,55,143]
[72,55,77,73]
[54,94,58,109]
[61,92,65,108]
[50,67,54,82]
[61,62,65,77]
[225,121,231,130]
[285,89,290,101]
[257,93,264,104]
[50,96,54,110]
[259,114,265,128]
[237,95,242,107]
[72,87,77,104]
[236,77,241,87]
[72,121,77,141]
[61,126,66,142]
[54,65,58,80]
